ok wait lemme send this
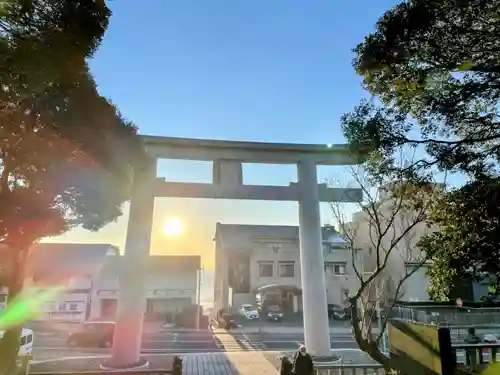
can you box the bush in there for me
[280,356,293,375]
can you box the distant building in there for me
[0,243,200,323]
[348,193,434,303]
[213,223,355,313]
[89,253,200,321]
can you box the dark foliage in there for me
[341,0,500,179]
[421,178,500,301]
[0,1,149,373]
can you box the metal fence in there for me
[391,306,500,327]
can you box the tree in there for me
[0,1,149,372]
[341,0,500,180]
[340,0,500,328]
[329,164,437,372]
[420,178,500,301]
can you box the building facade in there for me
[346,186,435,303]
[213,223,357,313]
[89,254,200,321]
[0,243,200,322]
[21,243,118,322]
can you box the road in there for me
[33,331,380,365]
[34,327,485,353]
[32,327,500,365]
[33,330,499,367]
[35,331,360,353]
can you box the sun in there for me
[162,217,184,237]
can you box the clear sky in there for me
[48,0,402,270]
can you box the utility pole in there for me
[195,266,203,330]
[376,284,389,354]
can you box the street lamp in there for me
[195,266,204,330]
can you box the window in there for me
[279,262,294,277]
[324,262,347,275]
[342,289,349,303]
[20,333,33,346]
[58,302,67,312]
[0,294,6,303]
[68,302,79,311]
[258,262,274,277]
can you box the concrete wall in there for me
[249,241,302,291]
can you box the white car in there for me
[484,333,499,343]
[238,304,260,320]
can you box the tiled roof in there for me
[26,243,118,280]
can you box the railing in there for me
[29,371,173,375]
[452,342,500,372]
[28,356,182,375]
[392,307,500,327]
[315,363,384,375]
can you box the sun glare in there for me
[162,217,184,237]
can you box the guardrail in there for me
[452,342,500,372]
[28,371,173,375]
[28,356,182,375]
[393,307,500,326]
[315,363,384,375]
[279,355,384,375]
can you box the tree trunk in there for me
[0,248,27,375]
[349,298,406,375]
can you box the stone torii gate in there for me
[109,136,362,368]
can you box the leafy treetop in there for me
[341,0,500,180]
[421,178,500,301]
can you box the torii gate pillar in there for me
[108,137,363,368]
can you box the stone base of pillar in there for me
[100,359,149,371]
[312,355,342,364]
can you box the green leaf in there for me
[457,60,475,71]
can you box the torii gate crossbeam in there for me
[108,136,363,368]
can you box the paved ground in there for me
[31,350,380,373]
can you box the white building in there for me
[0,243,200,322]
[89,253,200,321]
[348,186,434,303]
[213,223,357,314]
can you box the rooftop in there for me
[27,243,118,281]
[214,223,347,249]
[0,244,200,283]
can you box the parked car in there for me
[267,305,283,322]
[67,321,115,348]
[464,333,482,344]
[328,304,350,320]
[238,304,260,320]
[483,333,499,343]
